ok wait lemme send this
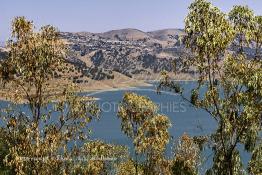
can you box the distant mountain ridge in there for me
[59,28,188,82]
[73,28,185,43]
[148,28,185,41]
[98,28,150,41]
[1,28,259,90]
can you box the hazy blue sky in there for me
[1,0,262,41]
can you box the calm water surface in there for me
[0,81,251,172]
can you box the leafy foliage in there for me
[72,140,129,175]
[118,92,171,175]
[159,0,262,174]
[0,17,101,174]
[171,134,201,175]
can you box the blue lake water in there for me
[84,81,251,172]
[0,81,251,172]
[87,81,216,144]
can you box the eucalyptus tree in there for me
[135,114,171,174]
[172,134,201,175]
[117,92,171,175]
[72,140,129,175]
[158,0,261,174]
[253,16,262,59]
[229,5,255,54]
[0,17,100,174]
